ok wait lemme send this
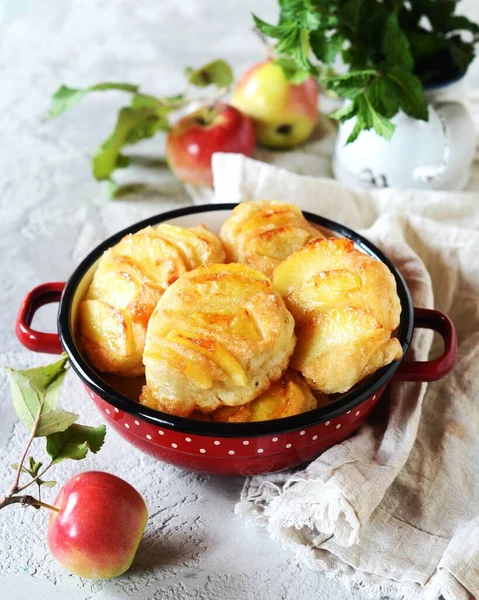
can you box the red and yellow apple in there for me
[231,61,319,149]
[166,102,256,187]
[48,471,148,579]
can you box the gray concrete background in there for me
[1,2,478,599]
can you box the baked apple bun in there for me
[210,369,324,423]
[141,263,296,416]
[273,238,402,394]
[220,200,323,277]
[78,224,226,377]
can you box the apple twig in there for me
[14,460,55,494]
[8,392,46,496]
[0,494,59,512]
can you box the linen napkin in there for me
[210,153,479,600]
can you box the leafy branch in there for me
[47,59,234,193]
[1,355,106,512]
[253,0,478,142]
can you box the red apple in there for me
[166,102,256,187]
[231,61,319,149]
[47,471,148,579]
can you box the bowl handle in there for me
[16,282,66,354]
[394,307,457,382]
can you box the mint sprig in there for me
[253,0,478,142]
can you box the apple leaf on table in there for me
[47,58,234,190]
[48,83,140,118]
[92,105,172,181]
[46,424,107,463]
[4,354,78,437]
[185,59,233,88]
[1,354,107,510]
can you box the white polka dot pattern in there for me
[92,381,385,473]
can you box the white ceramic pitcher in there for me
[332,78,476,191]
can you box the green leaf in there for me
[347,94,396,144]
[385,67,428,121]
[106,179,119,199]
[186,59,234,89]
[36,408,79,437]
[278,28,314,72]
[330,101,357,123]
[447,15,479,35]
[10,463,30,475]
[310,31,344,64]
[274,58,311,84]
[367,76,400,119]
[324,70,376,100]
[130,94,165,110]
[341,0,364,31]
[278,0,321,31]
[28,456,43,477]
[48,83,139,119]
[92,106,170,180]
[37,479,57,488]
[383,12,414,71]
[253,14,296,40]
[4,355,70,435]
[46,423,106,464]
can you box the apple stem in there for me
[31,499,60,513]
[0,494,59,513]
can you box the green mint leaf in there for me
[4,355,69,434]
[46,423,106,464]
[383,13,414,71]
[346,116,364,145]
[385,67,428,121]
[367,76,400,120]
[36,408,79,437]
[48,83,140,119]
[325,70,376,100]
[447,15,479,35]
[92,106,170,180]
[310,31,344,64]
[252,14,296,40]
[330,101,357,123]
[340,0,363,31]
[274,58,311,84]
[279,0,321,31]
[186,59,234,89]
[354,94,396,143]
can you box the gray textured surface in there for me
[0,1,478,599]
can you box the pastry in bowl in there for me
[140,368,326,421]
[210,369,327,422]
[141,263,296,417]
[220,200,323,277]
[78,224,226,377]
[273,237,402,394]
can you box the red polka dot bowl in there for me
[15,204,457,476]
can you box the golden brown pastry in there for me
[210,369,320,422]
[77,224,226,377]
[141,263,296,416]
[220,200,323,277]
[140,369,327,421]
[273,237,402,394]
